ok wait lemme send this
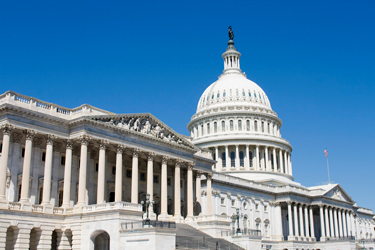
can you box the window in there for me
[239,151,244,167]
[22,147,25,158]
[264,205,268,212]
[180,180,183,188]
[246,120,250,131]
[261,121,265,132]
[167,177,171,186]
[211,94,214,99]
[231,199,235,207]
[222,152,226,168]
[112,166,116,175]
[259,93,262,100]
[18,185,22,201]
[109,192,115,202]
[153,175,159,183]
[207,123,210,134]
[238,120,242,131]
[222,121,225,132]
[223,91,226,97]
[58,190,63,207]
[221,197,225,205]
[140,172,146,181]
[126,169,132,178]
[217,92,220,98]
[236,89,239,96]
[254,93,257,98]
[39,187,43,204]
[254,121,258,132]
[96,163,99,172]
[268,123,270,134]
[0,142,2,153]
[201,125,204,135]
[41,151,45,161]
[248,91,251,97]
[230,120,234,131]
[242,90,245,96]
[243,201,248,209]
[255,204,259,211]
[214,122,217,133]
[230,152,235,168]
[265,224,269,236]
[249,151,253,168]
[60,155,65,165]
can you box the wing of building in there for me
[0,35,373,250]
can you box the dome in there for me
[196,72,272,113]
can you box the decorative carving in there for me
[187,162,195,170]
[53,142,62,151]
[318,204,324,208]
[132,148,140,158]
[24,129,36,140]
[66,140,73,149]
[174,159,183,167]
[195,171,202,178]
[333,188,343,200]
[72,147,80,156]
[275,202,280,206]
[99,139,108,150]
[147,152,156,161]
[93,116,191,148]
[46,134,56,145]
[226,193,231,198]
[117,144,125,154]
[33,138,43,147]
[161,156,170,165]
[78,134,91,145]
[13,132,23,143]
[89,150,97,159]
[1,123,14,135]
[205,173,213,180]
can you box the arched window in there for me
[230,120,234,131]
[239,151,244,167]
[217,92,220,98]
[242,90,245,97]
[254,121,258,132]
[238,120,242,131]
[271,154,274,169]
[211,94,214,99]
[268,123,270,134]
[222,121,225,132]
[246,120,250,131]
[254,92,257,98]
[222,152,226,168]
[261,121,264,132]
[207,123,210,134]
[201,124,204,135]
[214,122,217,133]
[249,151,253,168]
[223,91,226,97]
[236,89,239,96]
[248,91,251,97]
[230,152,235,168]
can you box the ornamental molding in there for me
[1,123,14,135]
[33,137,43,147]
[66,140,73,149]
[24,129,36,140]
[13,132,23,143]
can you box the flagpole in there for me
[326,154,330,184]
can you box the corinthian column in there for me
[299,204,305,237]
[42,134,56,205]
[287,202,294,240]
[62,140,73,207]
[160,156,169,218]
[206,173,213,216]
[0,124,13,202]
[131,149,140,204]
[264,146,269,171]
[319,205,326,240]
[115,145,124,202]
[20,129,36,203]
[272,148,277,172]
[76,134,90,206]
[145,152,154,208]
[97,140,108,204]
[294,204,299,237]
[195,171,202,215]
[173,160,182,221]
[186,163,194,218]
[255,145,260,170]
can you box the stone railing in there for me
[82,201,142,213]
[326,236,355,242]
[0,91,112,119]
[121,220,176,230]
[8,202,21,210]
[198,214,231,222]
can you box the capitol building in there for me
[0,33,374,250]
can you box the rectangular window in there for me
[254,121,258,132]
[230,120,234,131]
[58,190,63,207]
[180,180,183,188]
[153,175,159,183]
[214,122,217,133]
[264,205,268,212]
[95,163,98,172]
[246,120,250,131]
[22,147,25,158]
[221,197,225,205]
[60,155,66,165]
[41,151,46,161]
[238,120,242,131]
[0,142,2,153]
[231,199,235,207]
[201,125,204,135]
[126,169,132,178]
[39,187,43,204]
[207,123,210,134]
[222,121,225,132]
[255,204,259,211]
[112,166,116,175]
[262,121,265,132]
[268,123,270,134]
[140,172,146,181]
[167,177,171,186]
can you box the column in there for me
[287,202,294,239]
[279,149,284,173]
[329,207,334,237]
[274,202,283,239]
[304,205,309,237]
[294,203,299,237]
[215,146,219,169]
[245,145,250,170]
[319,205,325,239]
[206,173,213,216]
[338,208,343,237]
[186,163,194,217]
[62,140,73,207]
[341,210,348,237]
[76,135,90,206]
[131,149,139,204]
[299,204,305,237]
[350,211,354,237]
[42,135,55,205]
[264,146,269,171]
[225,146,230,171]
[235,144,240,170]
[255,145,260,170]
[174,160,181,219]
[284,151,288,174]
[115,145,124,202]
[288,153,293,175]
[20,129,35,202]
[325,206,331,237]
[96,140,107,204]
[145,152,154,207]
[333,208,339,237]
[0,124,13,201]
[160,156,169,217]
[195,171,201,215]
[272,148,277,172]
[35,225,54,250]
[347,211,352,236]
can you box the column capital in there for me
[132,148,141,157]
[286,201,293,205]
[174,158,183,167]
[205,172,213,179]
[99,139,109,150]
[161,155,170,164]
[116,144,125,154]
[78,134,91,145]
[46,134,57,145]
[147,152,156,161]
[65,139,73,149]
[24,129,36,140]
[275,202,281,206]
[318,204,324,208]
[1,123,14,135]
[187,162,195,170]
[195,171,203,178]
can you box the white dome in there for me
[196,72,271,113]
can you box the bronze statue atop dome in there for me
[228,26,234,40]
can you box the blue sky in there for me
[1,1,374,211]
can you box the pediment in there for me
[90,113,197,150]
[323,184,354,203]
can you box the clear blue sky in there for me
[1,1,374,211]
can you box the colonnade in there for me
[318,204,354,239]
[286,202,316,241]
[0,124,213,220]
[212,145,292,175]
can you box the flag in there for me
[324,149,328,157]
